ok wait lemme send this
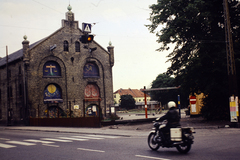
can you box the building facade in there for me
[113,88,151,104]
[0,6,114,125]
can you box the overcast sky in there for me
[0,0,171,91]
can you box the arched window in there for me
[83,62,99,77]
[44,84,63,103]
[43,61,61,77]
[75,41,80,52]
[63,40,69,51]
[84,84,100,99]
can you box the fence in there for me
[29,117,101,127]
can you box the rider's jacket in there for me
[157,107,180,128]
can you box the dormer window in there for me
[64,40,69,52]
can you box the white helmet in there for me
[168,101,176,109]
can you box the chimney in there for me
[22,35,29,65]
[107,41,114,67]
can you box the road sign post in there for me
[189,95,197,114]
[82,23,92,33]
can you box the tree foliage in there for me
[151,73,189,108]
[151,73,176,105]
[147,0,240,120]
[119,95,136,110]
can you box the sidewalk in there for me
[0,112,234,137]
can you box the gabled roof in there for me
[0,39,45,67]
[114,88,150,98]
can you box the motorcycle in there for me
[148,119,195,153]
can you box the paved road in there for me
[1,128,240,160]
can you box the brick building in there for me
[0,6,114,126]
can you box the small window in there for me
[75,41,80,52]
[64,40,69,52]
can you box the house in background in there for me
[113,88,160,109]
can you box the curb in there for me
[101,118,156,126]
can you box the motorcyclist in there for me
[156,101,180,141]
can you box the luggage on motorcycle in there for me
[170,128,182,141]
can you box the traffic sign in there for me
[189,96,196,104]
[82,23,91,33]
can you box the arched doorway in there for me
[85,104,99,117]
[44,105,66,118]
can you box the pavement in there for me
[0,111,235,137]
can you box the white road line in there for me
[6,141,36,146]
[77,148,105,153]
[135,155,171,160]
[87,135,119,139]
[0,143,16,148]
[58,137,88,141]
[0,138,10,140]
[41,138,72,142]
[24,139,55,144]
[42,144,59,147]
[72,136,103,140]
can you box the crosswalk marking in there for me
[87,135,119,139]
[6,141,36,146]
[72,136,103,140]
[24,139,55,144]
[0,138,10,140]
[0,134,122,149]
[0,142,16,148]
[135,155,171,160]
[40,138,72,142]
[58,137,88,141]
[78,148,105,153]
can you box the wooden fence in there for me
[29,117,101,128]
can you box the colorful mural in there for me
[43,61,61,76]
[83,63,99,77]
[44,106,66,118]
[44,84,63,103]
[84,84,100,99]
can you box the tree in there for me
[151,73,189,108]
[119,95,136,110]
[151,73,176,105]
[147,0,240,120]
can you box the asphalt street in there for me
[1,125,240,160]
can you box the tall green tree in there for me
[151,73,176,105]
[119,95,136,110]
[147,0,240,120]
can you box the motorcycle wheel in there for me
[176,143,191,154]
[148,132,160,151]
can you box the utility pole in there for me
[223,0,238,95]
[223,0,239,123]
